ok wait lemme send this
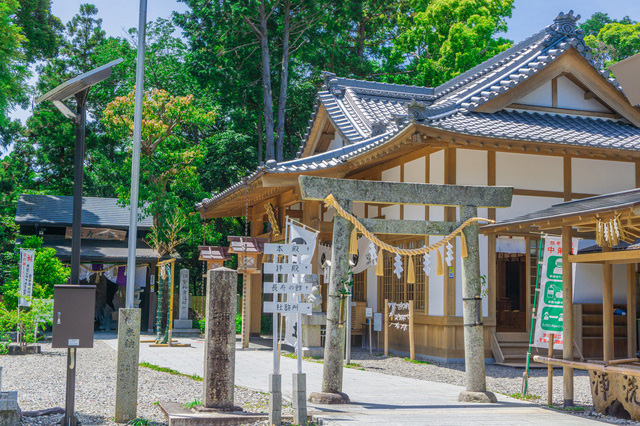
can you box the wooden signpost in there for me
[263,242,312,426]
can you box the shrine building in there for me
[197,11,640,363]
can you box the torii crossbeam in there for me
[299,176,513,404]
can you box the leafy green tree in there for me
[0,0,29,130]
[393,0,514,86]
[2,236,70,310]
[582,12,638,66]
[15,0,63,62]
[63,3,105,73]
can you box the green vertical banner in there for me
[533,236,577,349]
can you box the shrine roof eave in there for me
[483,188,640,234]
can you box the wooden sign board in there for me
[263,262,312,274]
[264,243,313,256]
[263,301,312,314]
[65,227,126,241]
[263,282,313,294]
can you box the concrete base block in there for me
[7,345,40,355]
[308,391,350,405]
[0,391,19,426]
[458,391,497,403]
[269,374,282,426]
[159,401,278,426]
[171,328,201,338]
[301,347,323,358]
[173,319,193,329]
[292,374,307,426]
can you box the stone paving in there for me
[101,335,602,425]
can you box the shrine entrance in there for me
[297,176,513,404]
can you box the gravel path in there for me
[1,341,290,425]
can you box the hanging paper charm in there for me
[369,240,378,264]
[423,251,431,276]
[445,242,454,267]
[393,253,403,279]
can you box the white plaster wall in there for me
[381,204,401,220]
[430,150,444,184]
[324,207,334,222]
[404,205,425,221]
[572,158,635,194]
[428,235,444,316]
[366,266,378,311]
[353,202,365,218]
[404,157,426,183]
[381,166,401,182]
[496,195,563,222]
[517,81,553,107]
[326,133,343,151]
[457,149,487,185]
[367,205,378,218]
[573,263,628,304]
[496,152,563,191]
[557,76,610,112]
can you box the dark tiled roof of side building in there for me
[16,194,153,230]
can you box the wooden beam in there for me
[358,218,462,236]
[562,226,574,406]
[569,250,640,264]
[603,247,614,363]
[628,263,638,357]
[552,77,558,108]
[564,157,572,202]
[299,176,513,208]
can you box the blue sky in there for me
[6,0,640,129]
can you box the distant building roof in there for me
[36,237,171,262]
[15,194,153,230]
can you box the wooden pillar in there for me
[409,300,415,361]
[487,151,496,321]
[384,299,389,356]
[603,248,614,362]
[628,263,637,358]
[561,226,574,406]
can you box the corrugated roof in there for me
[484,188,640,229]
[16,194,153,230]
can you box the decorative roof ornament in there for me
[370,120,388,136]
[543,10,583,46]
[321,70,337,91]
[407,98,428,122]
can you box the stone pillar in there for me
[115,308,141,422]
[174,269,191,329]
[302,276,326,357]
[458,205,496,403]
[309,199,352,404]
[203,268,240,410]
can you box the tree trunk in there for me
[257,115,263,164]
[259,0,275,161]
[275,0,291,163]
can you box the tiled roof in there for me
[431,110,640,150]
[198,11,638,212]
[38,236,169,261]
[16,195,153,230]
[484,188,640,229]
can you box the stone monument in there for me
[173,269,199,337]
[301,275,326,357]
[114,308,141,423]
[201,268,241,411]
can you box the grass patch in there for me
[547,405,588,412]
[139,362,203,381]
[183,398,202,409]
[127,419,152,426]
[345,362,365,370]
[403,357,430,364]
[508,392,540,401]
[282,353,323,363]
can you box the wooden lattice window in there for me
[379,239,427,313]
[353,271,366,302]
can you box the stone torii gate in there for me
[299,176,513,404]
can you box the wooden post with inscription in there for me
[202,267,241,410]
